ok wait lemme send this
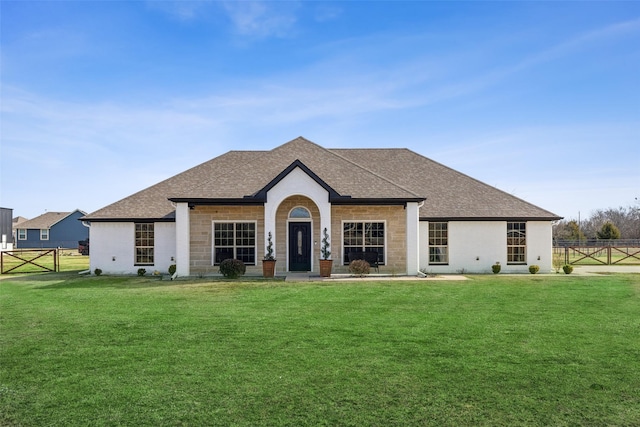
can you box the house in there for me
[81,137,561,276]
[14,210,89,249]
[1,207,13,250]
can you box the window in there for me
[213,222,256,265]
[40,229,49,240]
[289,207,311,218]
[507,222,526,264]
[17,229,26,240]
[429,222,448,264]
[135,223,154,265]
[343,221,385,265]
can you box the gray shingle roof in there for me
[333,148,561,219]
[16,211,74,229]
[82,137,561,221]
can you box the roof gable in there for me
[254,159,342,201]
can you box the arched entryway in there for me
[275,197,321,272]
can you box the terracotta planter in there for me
[262,259,276,278]
[319,259,333,277]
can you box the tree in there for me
[566,220,586,242]
[580,205,640,239]
[596,221,621,240]
[553,220,586,242]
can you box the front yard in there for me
[1,272,639,426]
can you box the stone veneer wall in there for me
[190,205,265,275]
[331,205,407,274]
[188,203,407,276]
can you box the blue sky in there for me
[1,1,638,220]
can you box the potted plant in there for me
[319,227,333,277]
[262,231,276,277]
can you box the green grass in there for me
[1,273,639,426]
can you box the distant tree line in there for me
[553,204,640,241]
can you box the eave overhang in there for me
[79,217,176,223]
[167,197,266,208]
[334,197,426,206]
[420,215,564,222]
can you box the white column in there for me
[175,202,190,277]
[406,202,419,275]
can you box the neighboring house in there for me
[11,215,28,249]
[14,210,88,249]
[0,207,13,250]
[82,137,562,276]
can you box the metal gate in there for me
[1,249,59,274]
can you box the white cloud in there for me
[146,0,213,22]
[221,1,300,38]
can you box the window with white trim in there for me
[428,222,448,264]
[17,229,26,240]
[213,222,256,265]
[343,221,385,265]
[507,222,526,264]
[40,229,49,240]
[135,223,154,265]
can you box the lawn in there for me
[1,272,639,426]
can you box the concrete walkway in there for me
[571,265,640,275]
[285,272,468,282]
[284,265,639,281]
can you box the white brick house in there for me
[82,137,561,276]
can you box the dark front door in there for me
[289,222,311,271]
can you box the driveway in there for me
[572,265,640,275]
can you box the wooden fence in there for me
[1,249,59,274]
[553,240,640,265]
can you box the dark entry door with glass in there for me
[288,222,311,271]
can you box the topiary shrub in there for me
[529,265,540,274]
[219,258,246,279]
[349,259,370,277]
[563,264,574,275]
[168,264,177,275]
[137,268,146,276]
[94,268,102,276]
[491,262,501,274]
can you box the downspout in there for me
[417,200,425,276]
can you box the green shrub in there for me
[529,265,540,274]
[94,268,102,276]
[563,264,574,274]
[491,263,501,274]
[597,221,621,240]
[168,264,177,275]
[321,227,331,260]
[219,258,246,279]
[349,259,370,276]
[552,253,565,273]
[137,268,146,276]
[264,232,275,261]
